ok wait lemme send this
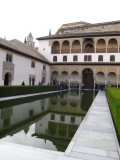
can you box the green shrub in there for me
[0,85,57,97]
[105,87,120,143]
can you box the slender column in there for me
[80,39,83,53]
[66,124,69,137]
[106,40,108,53]
[69,80,70,90]
[94,39,97,53]
[117,78,118,88]
[105,77,107,86]
[59,79,60,85]
[95,43,96,53]
[60,42,62,54]
[94,79,96,90]
[118,40,120,53]
[70,41,72,54]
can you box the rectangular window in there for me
[43,64,46,70]
[31,61,35,68]
[6,54,13,62]
[71,116,75,123]
[51,114,55,120]
[60,115,65,121]
[73,55,78,62]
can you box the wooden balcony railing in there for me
[71,49,81,53]
[82,48,94,53]
[52,49,60,54]
[96,48,106,53]
[61,49,70,54]
[52,48,119,54]
[107,48,118,53]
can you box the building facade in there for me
[0,20,120,88]
[37,20,120,89]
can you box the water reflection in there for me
[0,90,97,151]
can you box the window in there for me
[31,61,35,68]
[3,118,10,127]
[110,55,115,62]
[88,55,92,61]
[29,109,34,117]
[43,64,46,70]
[98,55,103,61]
[6,54,13,62]
[84,55,92,61]
[84,55,87,61]
[51,114,55,120]
[9,55,12,62]
[60,115,65,121]
[73,55,78,62]
[71,116,75,123]
[53,56,57,62]
[63,56,67,62]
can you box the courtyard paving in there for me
[0,91,119,160]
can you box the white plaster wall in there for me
[45,64,51,84]
[38,40,52,61]
[13,54,43,85]
[0,49,51,86]
[0,99,49,130]
[51,53,120,63]
[0,50,6,85]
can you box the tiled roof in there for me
[0,38,49,63]
[59,20,120,31]
[36,31,120,40]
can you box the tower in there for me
[26,32,35,47]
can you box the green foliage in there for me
[0,85,57,97]
[24,37,26,44]
[105,87,120,142]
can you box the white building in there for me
[0,38,50,86]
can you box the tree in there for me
[24,37,26,44]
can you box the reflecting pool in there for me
[0,90,97,152]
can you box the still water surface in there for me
[0,90,97,152]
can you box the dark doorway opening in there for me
[82,68,94,89]
[4,73,11,86]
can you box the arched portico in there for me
[71,40,81,53]
[107,72,117,86]
[52,41,60,54]
[96,39,106,53]
[82,68,94,89]
[70,71,79,88]
[60,71,69,84]
[96,72,105,84]
[108,39,118,53]
[83,38,94,53]
[51,71,59,85]
[61,40,70,54]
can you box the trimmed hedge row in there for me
[0,85,57,97]
[105,87,120,143]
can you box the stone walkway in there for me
[0,91,119,160]
[65,91,120,160]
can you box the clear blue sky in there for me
[0,0,120,46]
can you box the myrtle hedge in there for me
[105,87,120,143]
